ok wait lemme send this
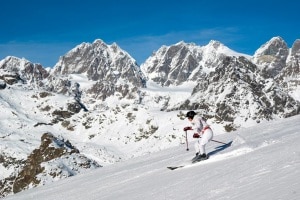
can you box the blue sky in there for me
[0,0,299,67]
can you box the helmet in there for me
[186,111,196,119]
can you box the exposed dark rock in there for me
[12,133,100,194]
[0,80,6,89]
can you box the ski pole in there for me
[185,130,189,151]
[199,135,227,145]
[211,139,227,145]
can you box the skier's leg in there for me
[199,143,206,155]
[194,140,200,154]
[199,129,213,155]
[192,140,201,162]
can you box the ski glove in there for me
[183,126,192,131]
[193,133,200,138]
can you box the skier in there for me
[183,111,213,162]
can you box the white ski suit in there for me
[190,116,213,155]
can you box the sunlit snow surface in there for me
[4,115,300,200]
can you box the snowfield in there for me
[4,115,300,200]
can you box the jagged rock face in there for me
[44,75,82,99]
[48,39,146,100]
[141,42,203,86]
[291,39,300,58]
[52,39,145,85]
[11,133,101,194]
[0,56,49,86]
[275,39,300,101]
[145,42,300,130]
[86,80,139,100]
[141,41,236,86]
[174,55,300,129]
[278,39,300,78]
[0,154,25,198]
[253,36,289,78]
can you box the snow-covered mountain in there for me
[253,36,289,78]
[276,39,300,101]
[141,37,300,130]
[0,36,300,198]
[0,56,49,87]
[47,39,146,101]
[140,40,250,86]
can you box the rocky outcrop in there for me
[9,133,101,195]
[0,80,6,89]
[0,154,25,198]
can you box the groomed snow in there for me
[4,115,300,200]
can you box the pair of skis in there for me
[167,155,208,170]
[167,140,232,170]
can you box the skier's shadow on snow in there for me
[207,141,232,157]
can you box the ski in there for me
[167,157,208,170]
[167,159,206,170]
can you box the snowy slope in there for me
[4,115,300,200]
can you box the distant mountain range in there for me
[0,36,299,197]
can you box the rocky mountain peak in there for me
[52,39,143,83]
[254,36,288,57]
[291,39,300,57]
[140,41,203,86]
[207,40,222,49]
[276,39,300,95]
[253,36,289,78]
[46,39,146,100]
[0,56,49,87]
[141,40,247,87]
